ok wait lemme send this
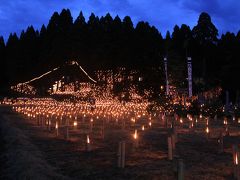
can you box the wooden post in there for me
[55,121,59,137]
[122,120,125,130]
[174,126,178,143]
[86,135,91,152]
[101,120,105,139]
[90,122,93,133]
[37,114,40,126]
[168,136,173,160]
[165,115,168,128]
[178,159,184,180]
[65,118,69,140]
[133,130,139,149]
[225,126,229,136]
[41,115,44,127]
[218,132,224,153]
[118,141,126,168]
[171,133,176,153]
[48,119,51,131]
[194,116,198,128]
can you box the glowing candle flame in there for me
[90,118,93,122]
[223,118,228,125]
[236,153,238,165]
[131,118,135,123]
[73,121,77,127]
[180,118,183,124]
[142,125,145,131]
[149,121,152,127]
[206,126,209,134]
[87,135,90,144]
[55,122,58,129]
[133,130,138,139]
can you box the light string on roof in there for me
[18,67,60,85]
[73,61,97,83]
[14,60,97,87]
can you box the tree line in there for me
[0,9,239,99]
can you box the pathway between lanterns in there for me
[0,106,237,179]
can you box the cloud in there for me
[0,0,239,41]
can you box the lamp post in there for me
[187,57,192,97]
[164,57,169,96]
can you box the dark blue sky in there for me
[0,0,239,41]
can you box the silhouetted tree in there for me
[192,12,218,45]
[0,36,6,87]
[0,9,240,101]
[192,12,219,90]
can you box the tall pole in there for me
[187,57,192,97]
[225,90,229,113]
[164,57,169,95]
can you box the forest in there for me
[0,9,239,100]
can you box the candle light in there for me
[55,121,58,129]
[133,129,138,139]
[87,135,90,144]
[55,121,59,136]
[149,121,152,127]
[180,118,183,124]
[73,121,77,127]
[206,126,209,134]
[86,135,91,151]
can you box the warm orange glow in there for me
[180,118,183,124]
[142,125,145,131]
[73,121,77,127]
[206,126,209,133]
[87,135,90,144]
[133,130,138,139]
[235,153,239,165]
[131,118,136,123]
[55,122,58,129]
[223,118,228,125]
[149,121,152,127]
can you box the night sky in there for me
[0,0,240,41]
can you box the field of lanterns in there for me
[1,98,240,179]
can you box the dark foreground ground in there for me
[0,105,239,180]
